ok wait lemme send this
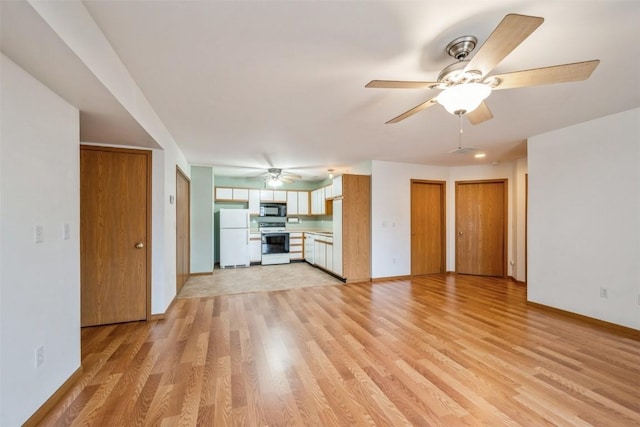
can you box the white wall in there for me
[448,163,518,277]
[1,54,81,426]
[514,158,528,281]
[158,142,189,314]
[190,166,214,273]
[0,4,191,422]
[528,108,639,329]
[25,0,191,314]
[370,159,523,279]
[370,161,449,278]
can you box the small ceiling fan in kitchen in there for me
[261,168,302,188]
[366,13,600,125]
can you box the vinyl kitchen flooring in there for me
[178,262,344,298]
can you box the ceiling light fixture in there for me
[266,176,283,188]
[328,169,334,179]
[437,83,491,115]
[474,153,486,159]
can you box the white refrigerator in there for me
[219,208,250,268]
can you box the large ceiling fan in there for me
[366,13,600,125]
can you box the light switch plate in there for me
[34,224,44,243]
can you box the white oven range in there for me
[259,222,290,265]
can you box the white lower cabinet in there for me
[289,232,303,260]
[304,233,315,264]
[249,233,262,263]
[313,234,333,273]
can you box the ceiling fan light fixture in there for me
[266,176,283,188]
[437,83,492,115]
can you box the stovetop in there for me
[258,222,287,233]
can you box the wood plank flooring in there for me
[37,274,640,426]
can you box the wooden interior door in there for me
[176,168,190,293]
[455,179,507,277]
[80,146,151,326]
[411,180,446,275]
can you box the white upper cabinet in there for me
[260,189,274,201]
[273,190,287,202]
[324,184,333,199]
[233,188,249,200]
[215,187,233,200]
[332,175,343,198]
[287,191,299,215]
[287,191,310,216]
[248,189,261,215]
[311,187,325,215]
[298,191,309,215]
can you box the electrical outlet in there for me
[35,346,44,368]
[599,287,608,298]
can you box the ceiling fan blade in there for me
[281,173,302,179]
[385,97,439,124]
[466,101,493,125]
[366,80,438,89]
[465,14,544,77]
[489,60,600,90]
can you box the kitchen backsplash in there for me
[251,216,332,231]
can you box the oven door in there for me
[261,232,290,254]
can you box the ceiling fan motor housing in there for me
[446,35,477,60]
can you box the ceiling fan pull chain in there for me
[458,112,464,150]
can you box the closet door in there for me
[455,179,507,277]
[80,146,150,326]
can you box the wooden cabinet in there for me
[289,232,303,260]
[332,174,370,283]
[332,199,343,277]
[249,233,262,263]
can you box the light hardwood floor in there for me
[36,274,639,426]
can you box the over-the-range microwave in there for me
[259,203,287,217]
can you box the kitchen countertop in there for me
[250,229,332,235]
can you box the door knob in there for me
[135,242,144,249]
[458,231,463,236]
